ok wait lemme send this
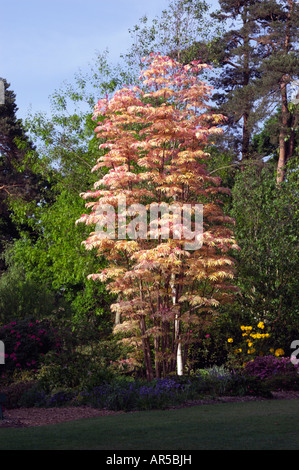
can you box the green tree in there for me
[251,104,299,165]
[206,0,271,161]
[252,0,299,182]
[4,53,126,326]
[6,188,113,328]
[0,264,59,323]
[122,0,216,68]
[181,0,299,179]
[0,79,51,273]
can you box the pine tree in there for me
[210,0,298,178]
[252,0,299,182]
[180,0,297,177]
[207,0,267,161]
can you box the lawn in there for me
[0,398,298,451]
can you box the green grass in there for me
[1,399,299,450]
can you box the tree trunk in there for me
[241,6,251,162]
[242,111,250,161]
[140,316,154,381]
[139,281,154,381]
[277,82,289,184]
[172,273,183,376]
[176,339,183,375]
[287,108,298,161]
[154,330,161,379]
[277,0,293,184]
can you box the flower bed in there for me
[3,366,273,412]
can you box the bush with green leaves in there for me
[36,350,114,393]
[1,380,37,409]
[35,332,122,393]
[231,163,299,348]
[193,365,271,398]
[0,264,63,324]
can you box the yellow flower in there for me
[274,348,285,357]
[248,342,253,347]
[257,322,264,329]
[247,348,256,354]
[269,348,274,353]
[227,338,233,343]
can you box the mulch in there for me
[0,406,125,428]
[1,391,298,428]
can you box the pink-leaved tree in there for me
[76,54,239,381]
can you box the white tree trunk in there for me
[172,273,183,376]
[176,340,183,376]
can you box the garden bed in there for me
[1,390,298,428]
[0,406,124,428]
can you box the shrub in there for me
[78,377,188,411]
[193,366,271,398]
[0,318,60,378]
[194,365,233,395]
[46,390,76,407]
[19,386,77,408]
[37,349,115,393]
[136,377,188,410]
[5,367,276,411]
[34,320,122,392]
[225,322,280,368]
[18,383,48,408]
[226,374,272,398]
[263,374,299,392]
[79,378,139,411]
[76,370,271,412]
[1,381,37,409]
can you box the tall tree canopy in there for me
[3,55,123,325]
[123,0,214,67]
[252,0,299,182]
[0,79,51,273]
[175,0,299,181]
[77,54,239,380]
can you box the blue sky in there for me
[1,0,219,120]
